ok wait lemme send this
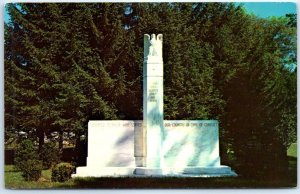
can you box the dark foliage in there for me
[51,163,75,182]
[39,142,60,169]
[14,139,43,181]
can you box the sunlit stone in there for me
[136,34,164,174]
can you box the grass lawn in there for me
[5,165,75,189]
[5,155,297,189]
[71,176,296,189]
[288,143,297,158]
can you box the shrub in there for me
[40,142,60,169]
[14,139,43,181]
[14,139,38,164]
[51,163,75,182]
[20,159,43,181]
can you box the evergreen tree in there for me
[221,15,296,179]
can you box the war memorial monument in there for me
[72,34,237,177]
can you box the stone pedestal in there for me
[143,59,164,168]
[135,34,164,175]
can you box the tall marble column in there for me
[135,34,164,175]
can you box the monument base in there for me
[72,165,237,178]
[71,167,135,178]
[134,167,163,175]
[133,165,237,177]
[161,165,237,177]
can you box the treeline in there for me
[5,3,296,179]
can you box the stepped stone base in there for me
[72,165,237,178]
[134,167,163,175]
[72,167,135,178]
[161,165,237,177]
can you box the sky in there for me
[3,2,297,23]
[239,2,297,18]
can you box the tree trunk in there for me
[38,129,45,151]
[59,130,63,152]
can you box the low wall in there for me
[87,120,136,167]
[162,120,220,167]
[86,120,220,168]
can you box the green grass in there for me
[5,165,75,189]
[5,155,297,189]
[72,176,296,189]
[287,143,297,158]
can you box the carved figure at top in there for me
[144,34,163,59]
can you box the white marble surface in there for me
[142,33,164,169]
[162,120,220,168]
[86,120,136,167]
[72,121,136,177]
[72,120,237,177]
[144,34,163,62]
[72,167,135,177]
[143,77,164,168]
